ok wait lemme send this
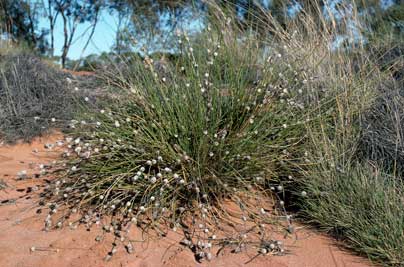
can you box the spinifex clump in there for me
[40,20,311,261]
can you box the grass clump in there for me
[260,4,404,265]
[300,120,404,265]
[39,10,316,261]
[297,71,404,265]
[301,162,404,265]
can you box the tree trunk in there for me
[61,11,68,68]
[27,7,37,46]
[47,0,54,56]
[50,22,54,56]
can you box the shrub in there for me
[0,53,74,142]
[357,34,404,176]
[358,79,404,175]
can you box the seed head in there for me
[206,252,212,261]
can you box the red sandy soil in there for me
[62,69,95,76]
[0,133,375,267]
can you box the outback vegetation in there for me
[1,0,404,266]
[0,52,74,142]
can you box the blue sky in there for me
[39,10,118,59]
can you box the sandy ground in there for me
[0,133,375,267]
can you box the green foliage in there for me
[367,3,404,34]
[300,160,404,265]
[0,0,46,51]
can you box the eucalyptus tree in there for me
[49,0,104,67]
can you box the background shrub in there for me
[357,35,404,176]
[0,53,74,142]
[358,79,404,175]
